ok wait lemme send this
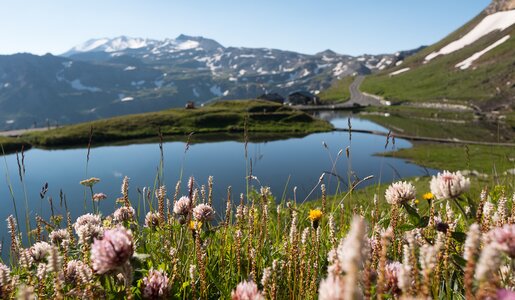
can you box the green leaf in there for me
[451,232,467,243]
[417,216,430,228]
[402,202,421,224]
[398,224,416,231]
[452,254,467,268]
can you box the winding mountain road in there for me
[294,76,384,110]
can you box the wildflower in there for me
[30,241,52,262]
[49,229,70,245]
[384,181,416,205]
[90,227,134,274]
[0,263,10,287]
[231,280,264,300]
[189,220,202,232]
[193,204,215,222]
[65,260,93,285]
[497,289,515,300]
[414,199,419,205]
[385,261,402,294]
[423,192,434,201]
[112,206,135,223]
[464,224,481,261]
[142,269,170,299]
[430,170,470,199]
[92,193,107,201]
[490,224,515,258]
[173,196,191,216]
[475,242,502,281]
[145,212,161,228]
[308,209,323,229]
[74,214,103,244]
[318,274,345,300]
[80,177,100,187]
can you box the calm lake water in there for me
[0,111,437,253]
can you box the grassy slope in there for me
[361,11,515,105]
[383,143,515,174]
[23,99,333,147]
[318,76,354,103]
[0,136,30,153]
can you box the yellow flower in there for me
[189,220,202,231]
[80,177,100,187]
[414,199,420,205]
[308,209,323,222]
[423,192,434,201]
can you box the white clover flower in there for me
[430,171,470,199]
[385,181,416,205]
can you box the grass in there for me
[382,143,515,174]
[360,106,514,143]
[0,168,513,298]
[318,76,354,104]
[361,14,515,107]
[0,136,30,154]
[22,99,333,147]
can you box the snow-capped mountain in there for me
[0,34,420,130]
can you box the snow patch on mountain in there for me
[455,34,511,69]
[176,40,200,50]
[70,79,102,92]
[389,67,410,76]
[210,85,222,96]
[425,10,515,61]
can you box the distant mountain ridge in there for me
[0,34,420,130]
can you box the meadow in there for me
[0,117,513,300]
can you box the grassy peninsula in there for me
[21,99,332,147]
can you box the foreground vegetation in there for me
[18,99,332,147]
[0,165,513,299]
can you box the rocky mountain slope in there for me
[0,35,417,130]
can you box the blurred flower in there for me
[430,171,470,199]
[0,263,10,287]
[93,193,107,202]
[145,212,161,228]
[231,280,264,300]
[497,289,515,300]
[113,206,135,223]
[490,224,515,258]
[308,209,323,222]
[309,209,323,229]
[142,269,170,299]
[193,204,215,222]
[74,214,103,244]
[189,220,202,232]
[80,177,100,187]
[91,227,134,274]
[173,196,191,216]
[423,192,434,201]
[65,260,93,286]
[318,274,345,300]
[385,261,402,294]
[49,229,70,245]
[385,181,416,205]
[30,241,52,262]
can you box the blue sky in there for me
[0,0,491,56]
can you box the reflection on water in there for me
[0,111,436,255]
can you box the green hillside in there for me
[22,99,332,147]
[361,11,515,110]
